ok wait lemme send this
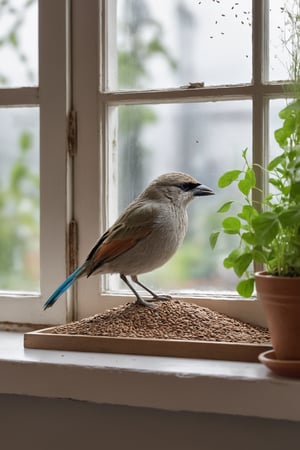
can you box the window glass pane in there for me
[0,107,39,291]
[108,100,252,293]
[269,1,299,82]
[116,0,252,90]
[0,0,38,87]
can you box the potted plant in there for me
[210,2,300,361]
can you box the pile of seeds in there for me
[49,299,270,344]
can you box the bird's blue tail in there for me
[43,264,86,310]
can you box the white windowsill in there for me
[1,331,300,422]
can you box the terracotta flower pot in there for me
[255,271,300,360]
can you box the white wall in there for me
[0,394,300,450]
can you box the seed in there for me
[49,300,270,344]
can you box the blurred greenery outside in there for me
[0,0,38,291]
[0,130,39,290]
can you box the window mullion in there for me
[252,0,269,85]
[39,0,70,324]
[252,0,269,276]
[252,0,269,188]
[72,0,100,320]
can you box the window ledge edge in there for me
[0,332,300,422]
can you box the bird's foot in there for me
[149,294,172,302]
[134,296,157,308]
[134,295,172,308]
[136,294,172,306]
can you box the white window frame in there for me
[0,0,70,326]
[0,0,290,327]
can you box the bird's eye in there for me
[177,182,200,192]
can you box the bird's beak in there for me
[192,184,215,196]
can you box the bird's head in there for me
[141,172,214,206]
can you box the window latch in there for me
[67,110,77,156]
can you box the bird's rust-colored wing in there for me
[85,202,158,276]
[86,227,151,276]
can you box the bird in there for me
[43,172,214,310]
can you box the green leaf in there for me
[274,113,297,147]
[209,231,220,250]
[217,201,234,213]
[234,253,253,277]
[279,100,300,119]
[238,178,251,196]
[237,278,254,297]
[245,167,256,188]
[267,154,285,171]
[241,231,256,245]
[290,181,300,199]
[279,207,300,227]
[218,170,241,188]
[283,116,296,134]
[268,178,282,189]
[222,217,241,234]
[274,128,288,148]
[223,248,242,269]
[253,247,267,263]
[223,258,232,269]
[238,205,258,223]
[242,148,249,159]
[252,212,279,245]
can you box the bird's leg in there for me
[120,274,156,308]
[131,275,172,302]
